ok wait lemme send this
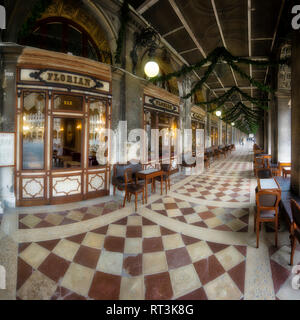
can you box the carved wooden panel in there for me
[22,177,44,199]
[88,172,105,192]
[52,175,81,197]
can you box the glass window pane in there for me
[53,94,83,112]
[22,92,46,169]
[68,25,83,57]
[52,118,82,168]
[89,99,107,167]
[43,23,63,53]
[87,40,98,61]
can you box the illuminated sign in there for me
[144,95,179,114]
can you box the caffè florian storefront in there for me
[15,47,112,206]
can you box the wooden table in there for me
[64,160,81,168]
[257,178,281,193]
[136,169,163,204]
[282,167,291,178]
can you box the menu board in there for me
[0,133,15,166]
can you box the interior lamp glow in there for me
[216,110,221,117]
[144,61,159,78]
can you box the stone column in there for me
[206,108,211,148]
[276,91,291,162]
[218,119,222,146]
[291,32,300,196]
[268,93,278,162]
[0,43,24,209]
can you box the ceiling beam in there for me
[162,26,185,38]
[168,0,226,93]
[136,0,159,14]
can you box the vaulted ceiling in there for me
[128,0,285,105]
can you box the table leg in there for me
[145,178,148,204]
[160,174,163,195]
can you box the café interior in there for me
[0,0,300,300]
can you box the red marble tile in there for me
[206,241,228,253]
[35,220,54,228]
[143,237,164,253]
[37,239,60,251]
[142,217,156,225]
[166,247,192,269]
[214,224,232,231]
[113,217,128,225]
[181,234,200,246]
[104,236,125,253]
[145,272,173,300]
[180,207,196,215]
[18,222,30,230]
[81,213,97,221]
[126,226,142,238]
[51,286,86,300]
[192,221,208,228]
[177,287,208,300]
[73,245,101,269]
[18,242,32,253]
[123,254,142,276]
[176,216,186,223]
[91,225,109,235]
[66,233,86,244]
[270,259,291,294]
[165,203,178,210]
[194,255,225,285]
[198,211,215,220]
[88,271,121,300]
[38,253,70,282]
[228,261,246,293]
[234,245,247,257]
[17,257,33,290]
[160,226,176,236]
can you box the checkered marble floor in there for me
[173,175,251,203]
[16,212,246,300]
[269,243,300,300]
[147,196,249,232]
[18,201,122,229]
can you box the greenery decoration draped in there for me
[115,0,130,64]
[150,46,288,99]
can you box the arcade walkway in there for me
[0,145,299,300]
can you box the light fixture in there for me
[144,61,159,78]
[231,122,235,126]
[216,110,221,117]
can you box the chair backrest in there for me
[256,168,273,179]
[290,199,300,228]
[279,162,291,174]
[254,157,264,167]
[124,168,133,185]
[256,190,281,210]
[161,164,171,173]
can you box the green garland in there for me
[198,86,269,111]
[18,0,53,40]
[115,0,130,64]
[150,46,288,99]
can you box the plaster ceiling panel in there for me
[142,0,183,36]
[181,50,204,65]
[233,63,252,87]
[128,0,147,10]
[174,0,223,54]
[252,40,272,57]
[214,0,248,57]
[164,28,197,53]
[251,0,282,39]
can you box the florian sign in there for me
[191,112,204,122]
[144,95,179,114]
[19,69,110,92]
[0,5,5,30]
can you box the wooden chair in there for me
[254,157,265,176]
[290,199,300,265]
[123,168,144,212]
[255,190,281,248]
[154,164,171,194]
[256,168,273,179]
